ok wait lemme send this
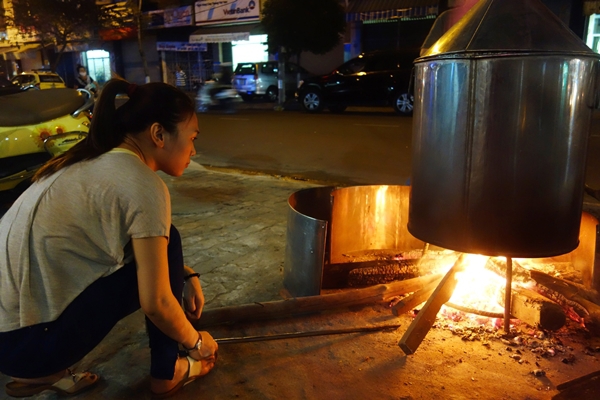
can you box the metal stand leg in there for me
[504,256,513,332]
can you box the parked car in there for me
[11,71,66,90]
[296,50,418,115]
[233,61,311,102]
[0,76,21,96]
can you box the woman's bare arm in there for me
[132,236,200,349]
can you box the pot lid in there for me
[422,0,598,58]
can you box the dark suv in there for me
[296,50,418,115]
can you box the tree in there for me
[261,0,346,60]
[261,0,345,108]
[8,0,130,71]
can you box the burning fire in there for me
[449,254,506,314]
[420,251,560,322]
[419,252,508,318]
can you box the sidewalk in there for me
[2,162,600,400]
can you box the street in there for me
[195,104,600,189]
[194,106,414,186]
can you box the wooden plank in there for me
[500,286,566,331]
[398,254,466,355]
[194,274,443,328]
[391,277,442,317]
[553,375,600,400]
[556,369,600,391]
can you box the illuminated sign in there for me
[194,0,259,25]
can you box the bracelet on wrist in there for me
[184,332,203,353]
[184,272,200,282]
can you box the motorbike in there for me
[0,88,93,197]
[195,79,241,113]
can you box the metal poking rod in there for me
[504,256,513,332]
[214,324,402,345]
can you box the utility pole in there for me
[275,46,285,111]
[126,0,150,82]
[136,0,150,82]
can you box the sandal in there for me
[5,369,99,398]
[152,355,216,399]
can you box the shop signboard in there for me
[100,26,136,40]
[194,0,260,25]
[165,6,193,27]
[189,32,250,43]
[145,10,165,29]
[585,1,600,15]
[157,42,207,52]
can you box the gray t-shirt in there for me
[0,150,171,332]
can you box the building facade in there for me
[0,0,596,88]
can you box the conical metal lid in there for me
[422,0,598,58]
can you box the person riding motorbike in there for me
[75,65,98,97]
[196,65,239,113]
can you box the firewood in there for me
[391,277,442,316]
[323,259,419,289]
[499,286,566,331]
[193,274,443,328]
[348,262,420,287]
[486,258,600,303]
[530,270,600,336]
[484,257,531,283]
[398,254,466,355]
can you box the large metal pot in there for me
[408,0,600,257]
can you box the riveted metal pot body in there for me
[408,53,598,257]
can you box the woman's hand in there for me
[188,331,219,361]
[183,269,205,320]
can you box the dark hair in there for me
[33,79,195,181]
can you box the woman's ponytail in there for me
[33,78,195,182]
[33,79,132,181]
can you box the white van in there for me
[232,61,311,102]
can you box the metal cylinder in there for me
[408,0,600,257]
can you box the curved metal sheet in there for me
[283,187,334,297]
[330,185,424,263]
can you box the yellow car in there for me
[0,88,91,193]
[11,71,67,90]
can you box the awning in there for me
[346,0,439,21]
[347,0,440,13]
[2,43,42,60]
[0,46,19,55]
[10,43,41,54]
[189,22,264,43]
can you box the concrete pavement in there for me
[2,127,600,398]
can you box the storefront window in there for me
[231,34,268,70]
[85,50,111,85]
[586,14,600,53]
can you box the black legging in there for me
[0,225,184,380]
